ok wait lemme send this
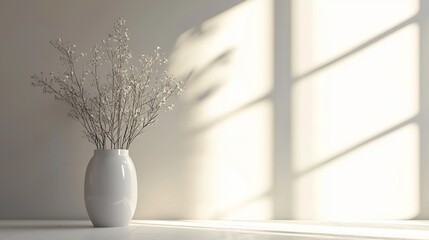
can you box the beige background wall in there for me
[0,0,281,220]
[1,0,428,220]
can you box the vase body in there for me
[84,149,137,227]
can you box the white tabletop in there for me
[0,220,428,240]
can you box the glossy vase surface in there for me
[84,149,137,227]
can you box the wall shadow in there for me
[272,0,293,219]
[127,0,246,219]
[417,0,429,220]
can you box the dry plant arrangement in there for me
[31,18,183,149]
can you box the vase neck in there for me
[94,149,129,157]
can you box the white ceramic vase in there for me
[84,149,137,227]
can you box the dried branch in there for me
[31,18,183,149]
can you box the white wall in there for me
[0,0,277,220]
[0,0,428,220]
[292,0,421,220]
